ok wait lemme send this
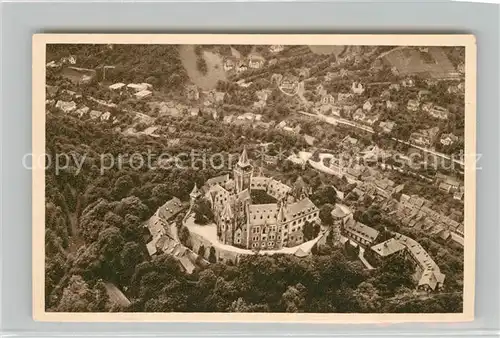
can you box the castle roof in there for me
[371,238,406,257]
[277,202,287,222]
[157,197,185,221]
[285,198,318,220]
[238,146,251,167]
[206,174,230,187]
[190,183,200,197]
[293,176,306,191]
[248,204,279,226]
[237,188,251,202]
[222,202,233,220]
[344,218,379,243]
[294,247,309,258]
[331,204,352,219]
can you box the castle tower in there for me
[330,204,352,245]
[234,146,253,194]
[189,183,201,208]
[291,176,309,201]
[276,200,287,249]
[219,202,234,245]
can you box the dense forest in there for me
[45,111,463,313]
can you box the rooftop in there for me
[206,174,230,186]
[285,198,318,220]
[103,282,131,308]
[371,238,406,257]
[331,204,352,219]
[344,218,380,242]
[157,197,185,221]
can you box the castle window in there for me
[261,242,266,247]
[293,221,296,225]
[236,238,241,244]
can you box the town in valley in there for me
[44,43,466,314]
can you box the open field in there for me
[381,47,459,79]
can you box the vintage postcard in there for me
[32,34,476,323]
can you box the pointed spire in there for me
[238,146,250,167]
[277,200,286,223]
[190,183,200,197]
[295,176,306,187]
[292,176,308,199]
[222,202,233,220]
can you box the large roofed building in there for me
[192,147,320,250]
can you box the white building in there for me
[109,83,126,91]
[135,90,152,100]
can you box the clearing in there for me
[178,45,227,90]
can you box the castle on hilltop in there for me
[190,147,319,250]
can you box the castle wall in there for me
[266,179,291,199]
[248,223,281,250]
[190,230,241,264]
[250,176,271,190]
[281,209,319,247]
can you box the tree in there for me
[208,246,217,263]
[353,282,382,313]
[229,297,269,312]
[193,198,214,225]
[196,58,208,75]
[179,226,191,248]
[54,275,109,312]
[112,175,134,200]
[281,283,306,312]
[114,196,149,220]
[151,184,171,203]
[197,245,206,258]
[371,254,415,296]
[319,203,335,226]
[311,185,337,207]
[119,241,146,285]
[303,221,321,241]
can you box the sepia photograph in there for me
[32,34,476,322]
